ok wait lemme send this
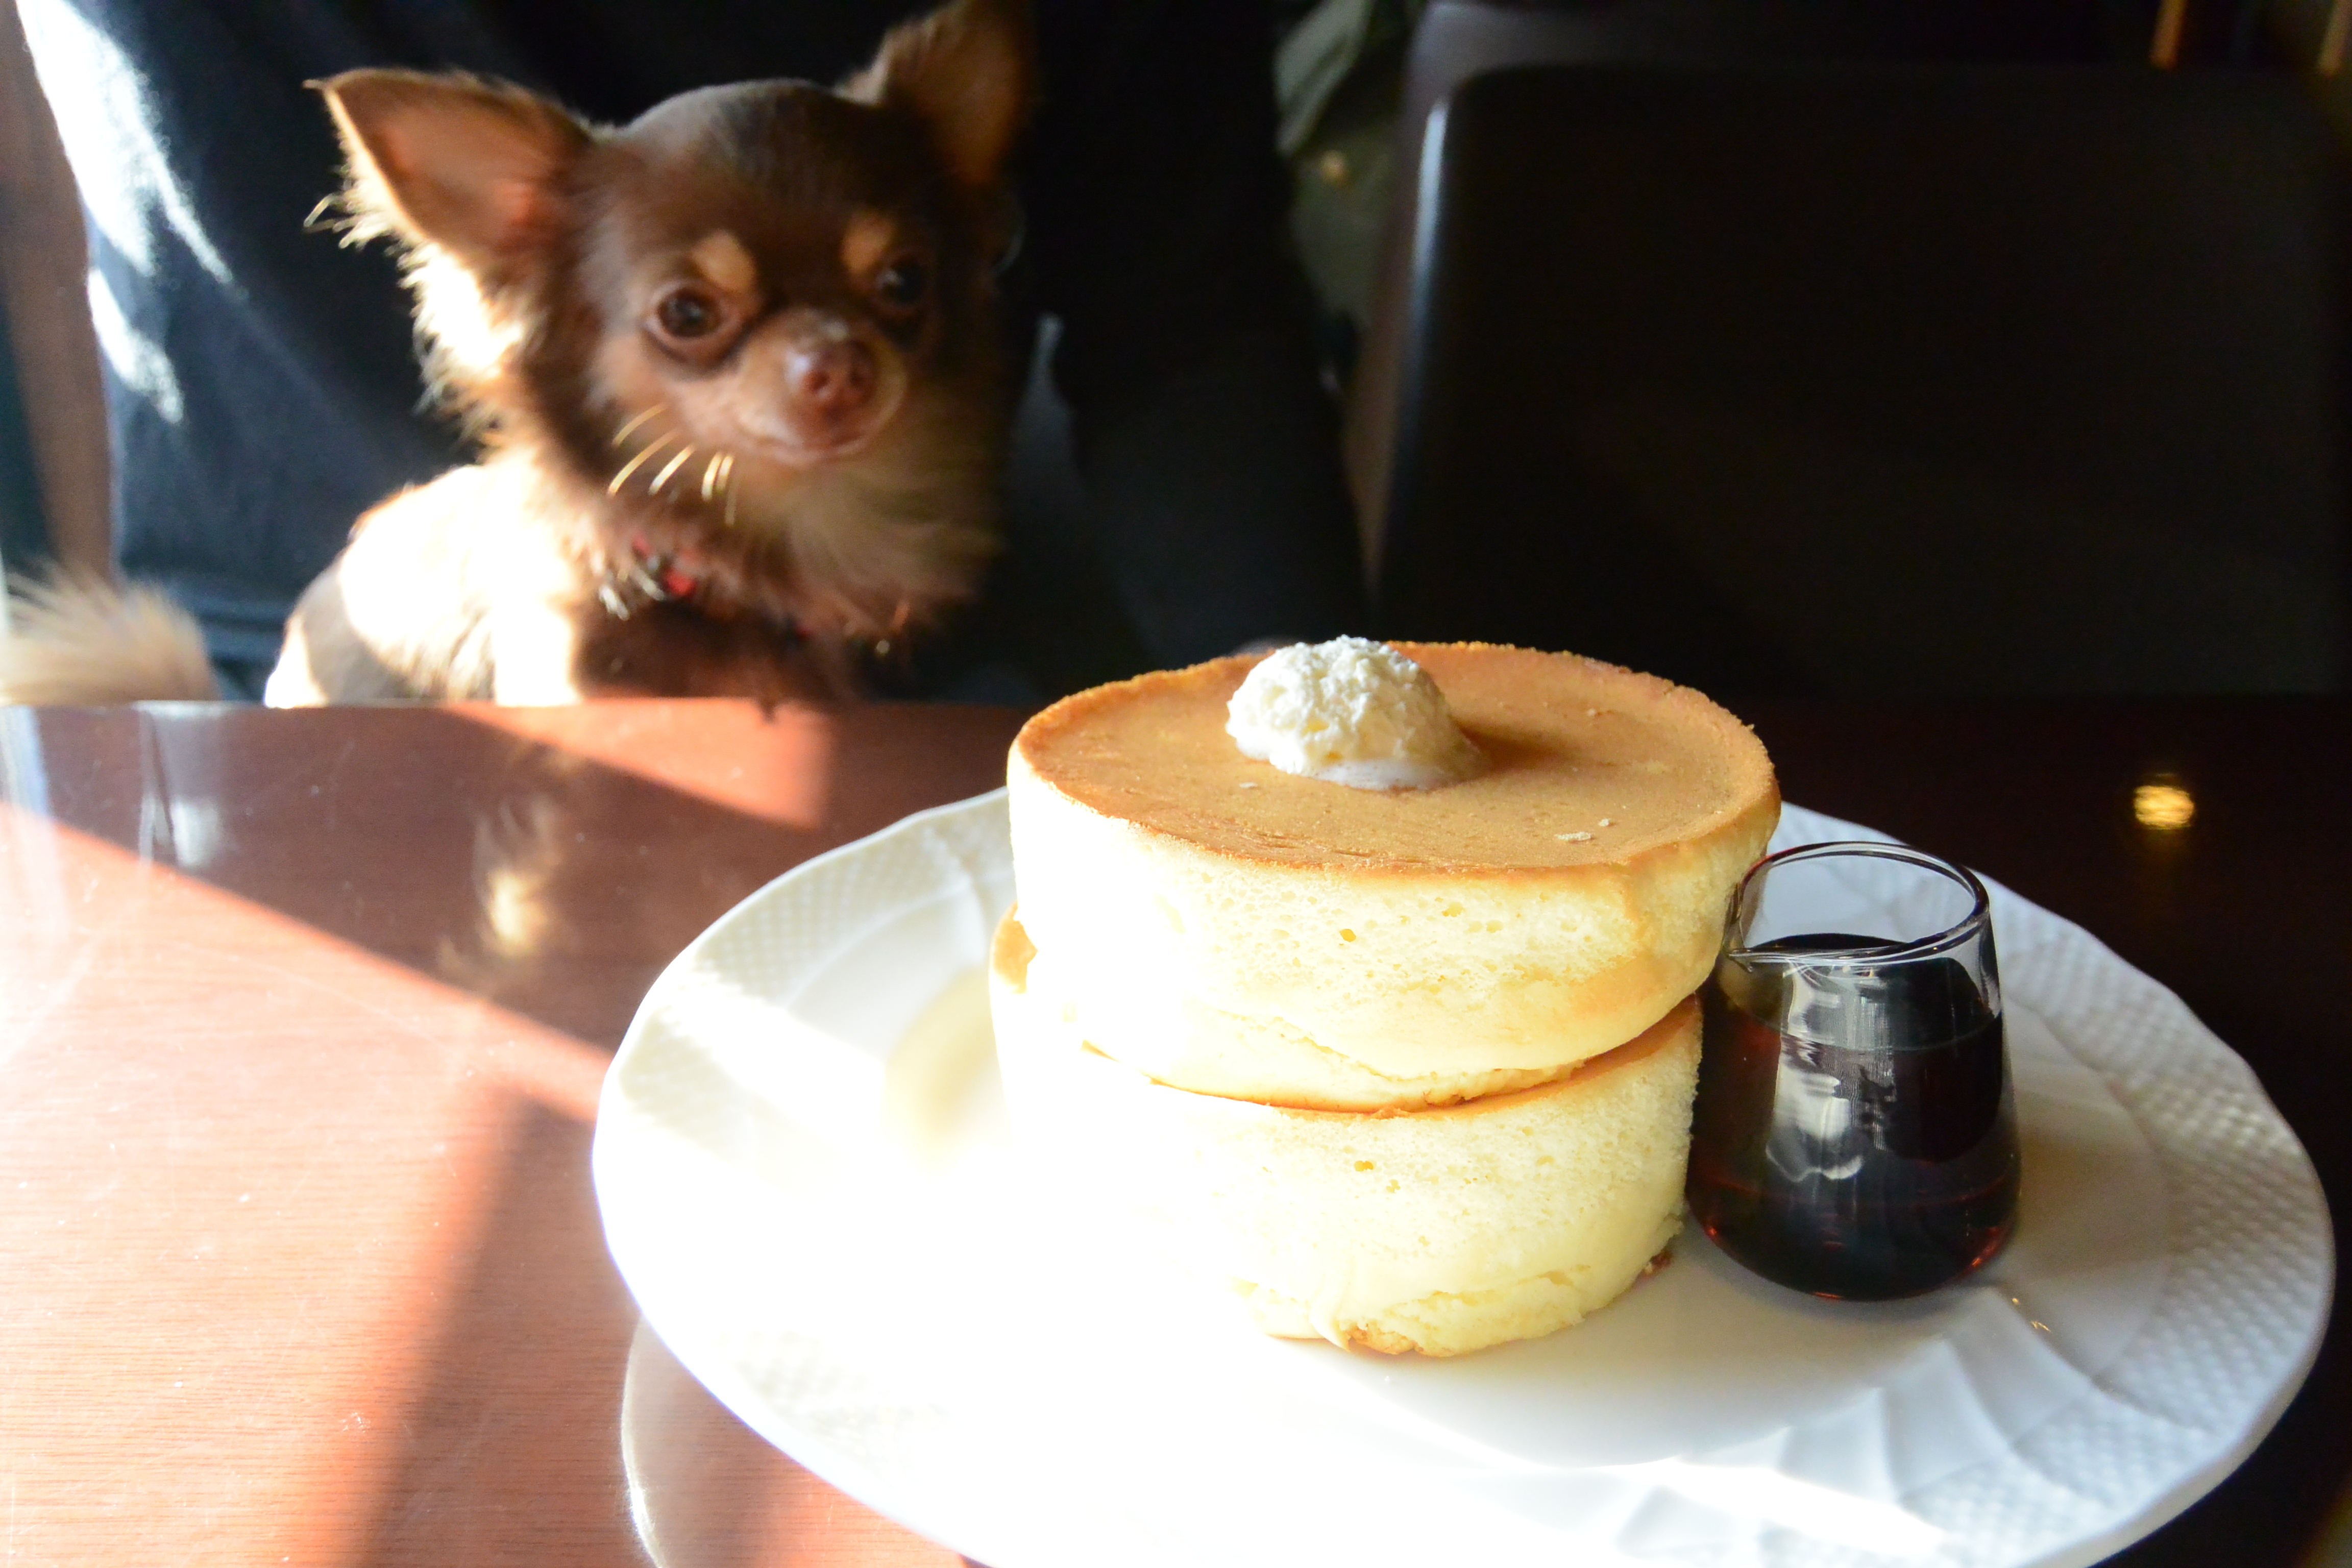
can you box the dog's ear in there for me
[847,0,1035,191]
[317,70,591,282]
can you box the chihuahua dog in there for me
[1,0,1031,706]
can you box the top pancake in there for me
[1014,642,1774,874]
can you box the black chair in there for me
[1375,63,2351,696]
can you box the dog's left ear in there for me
[848,0,1035,190]
[318,70,593,285]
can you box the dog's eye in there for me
[653,285,725,341]
[873,256,929,312]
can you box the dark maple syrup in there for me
[1686,933,2020,1300]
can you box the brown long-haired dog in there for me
[1,0,1031,706]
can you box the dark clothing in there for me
[20,0,1367,698]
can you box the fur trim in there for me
[0,575,219,704]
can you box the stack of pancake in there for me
[989,643,1778,1356]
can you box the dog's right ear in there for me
[318,70,591,284]
[848,0,1034,193]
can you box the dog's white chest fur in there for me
[266,457,585,704]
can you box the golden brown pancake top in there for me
[1014,643,1776,873]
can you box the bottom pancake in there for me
[991,912,1701,1357]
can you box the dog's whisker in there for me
[608,432,677,495]
[649,445,696,494]
[610,407,664,449]
[700,452,724,502]
[722,455,742,522]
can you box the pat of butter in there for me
[1226,637,1482,790]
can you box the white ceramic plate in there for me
[593,793,2331,1568]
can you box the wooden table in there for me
[2,696,2343,1566]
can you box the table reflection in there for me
[621,1321,969,1567]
